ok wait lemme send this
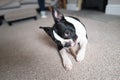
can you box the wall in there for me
[106,0,120,15]
[108,0,120,4]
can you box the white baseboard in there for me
[105,4,120,16]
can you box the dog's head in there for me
[52,8,78,47]
[40,8,78,48]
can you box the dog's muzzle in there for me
[64,40,76,48]
[64,42,71,47]
[64,34,78,47]
[72,34,78,42]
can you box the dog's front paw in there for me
[76,54,85,62]
[63,59,73,71]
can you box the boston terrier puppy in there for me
[40,8,88,70]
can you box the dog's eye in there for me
[64,30,70,37]
[64,33,69,37]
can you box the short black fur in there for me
[40,27,63,50]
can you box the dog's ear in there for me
[52,7,64,22]
[40,26,53,37]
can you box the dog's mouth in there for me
[64,42,71,47]
[64,40,77,48]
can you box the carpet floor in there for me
[0,10,120,80]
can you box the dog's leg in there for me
[59,48,72,70]
[76,38,88,62]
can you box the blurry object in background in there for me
[82,0,108,12]
[0,0,59,25]
[0,16,2,25]
[46,0,59,11]
[105,0,120,16]
[38,0,47,18]
[59,0,67,9]
[40,11,47,18]
[4,8,37,25]
[77,0,83,10]
[66,0,83,11]
[66,4,79,11]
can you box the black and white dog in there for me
[40,8,88,70]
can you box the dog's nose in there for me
[72,35,78,42]
[64,42,71,47]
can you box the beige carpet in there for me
[0,10,120,80]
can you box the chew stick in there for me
[69,47,76,58]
